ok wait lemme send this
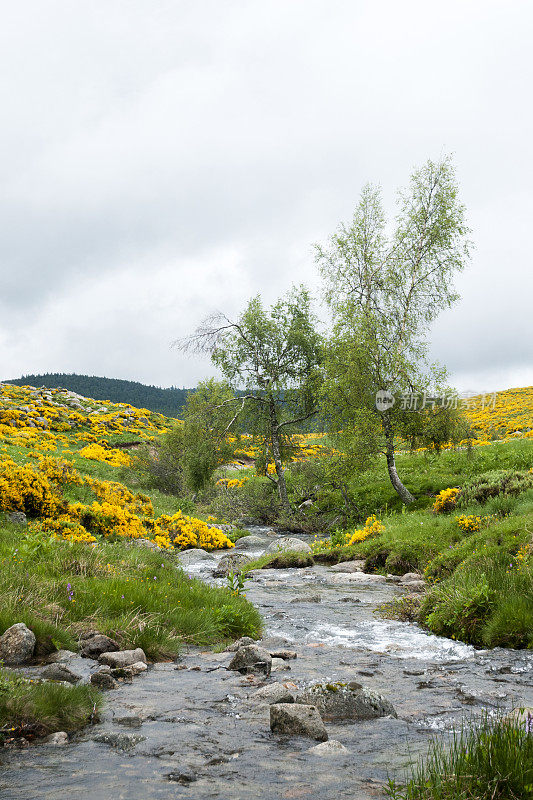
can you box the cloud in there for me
[1,0,532,390]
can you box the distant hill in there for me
[5,373,188,417]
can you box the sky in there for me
[1,0,531,393]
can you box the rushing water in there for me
[1,528,532,800]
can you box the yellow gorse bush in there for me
[348,514,385,545]
[433,487,461,514]
[79,443,132,467]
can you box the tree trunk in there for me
[268,399,292,514]
[382,412,415,504]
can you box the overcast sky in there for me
[1,0,531,393]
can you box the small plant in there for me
[226,570,249,596]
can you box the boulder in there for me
[296,682,397,721]
[233,535,268,552]
[177,549,216,567]
[265,538,312,555]
[253,683,295,704]
[99,648,147,668]
[80,634,120,659]
[213,553,252,577]
[0,623,36,665]
[228,644,272,676]
[270,703,328,741]
[90,671,118,690]
[307,739,348,756]
[41,664,81,684]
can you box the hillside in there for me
[4,373,189,417]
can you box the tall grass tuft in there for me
[387,711,533,800]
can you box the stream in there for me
[1,527,532,800]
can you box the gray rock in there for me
[177,549,216,566]
[46,649,77,663]
[228,644,272,676]
[80,634,120,659]
[129,661,148,675]
[115,715,143,728]
[296,682,397,721]
[330,560,365,573]
[93,732,145,750]
[213,553,252,577]
[132,538,161,551]
[0,623,36,664]
[271,657,290,672]
[45,731,69,746]
[402,579,426,593]
[224,636,257,652]
[270,703,328,741]
[401,572,423,582]
[41,664,81,684]
[265,538,312,555]
[290,594,321,603]
[7,511,27,525]
[253,683,295,704]
[90,671,118,690]
[270,650,297,660]
[307,739,348,756]
[233,535,268,551]
[99,648,147,668]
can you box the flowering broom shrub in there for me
[433,487,461,514]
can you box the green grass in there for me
[0,516,262,660]
[386,712,533,800]
[319,440,533,519]
[0,668,102,739]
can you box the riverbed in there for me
[1,529,532,800]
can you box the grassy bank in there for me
[0,516,262,660]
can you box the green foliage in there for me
[317,157,472,504]
[183,286,322,512]
[458,468,533,507]
[209,475,281,524]
[387,712,533,800]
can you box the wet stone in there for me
[41,663,82,684]
[90,671,118,690]
[93,732,146,750]
[166,770,197,784]
[270,703,328,741]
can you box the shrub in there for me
[433,487,460,514]
[458,468,533,507]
